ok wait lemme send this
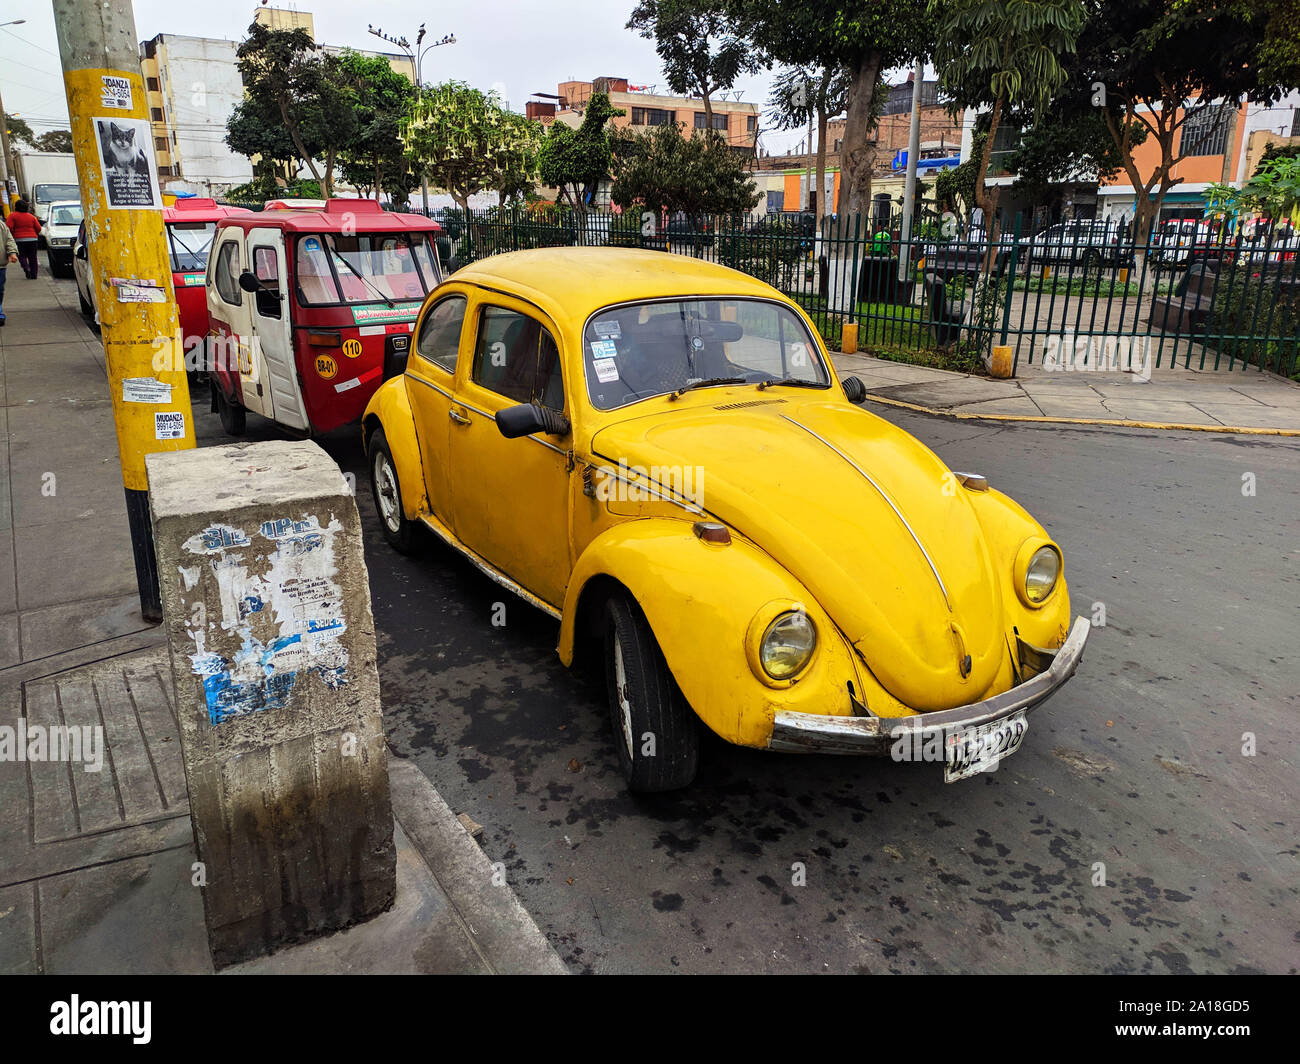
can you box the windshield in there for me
[294,232,440,306]
[167,221,216,272]
[583,298,830,410]
[49,204,83,226]
[36,184,79,204]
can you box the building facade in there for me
[139,6,414,197]
[534,77,760,153]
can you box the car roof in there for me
[215,198,439,235]
[451,247,783,326]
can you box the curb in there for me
[858,391,1300,438]
[387,758,568,975]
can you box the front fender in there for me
[559,519,892,748]
[362,376,426,521]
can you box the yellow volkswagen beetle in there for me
[362,248,1088,791]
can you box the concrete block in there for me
[147,440,394,968]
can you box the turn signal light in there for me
[306,329,342,347]
[693,522,731,545]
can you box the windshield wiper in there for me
[327,243,395,308]
[670,376,747,399]
[757,377,830,390]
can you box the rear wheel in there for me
[77,288,92,315]
[369,428,416,553]
[211,379,246,436]
[603,591,699,792]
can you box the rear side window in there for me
[214,239,241,305]
[415,295,466,374]
[472,306,564,410]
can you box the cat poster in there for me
[93,117,161,210]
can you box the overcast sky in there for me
[1,0,824,156]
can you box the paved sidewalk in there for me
[0,274,564,974]
[832,350,1300,432]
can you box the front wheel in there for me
[604,591,699,792]
[369,428,416,553]
[211,379,246,436]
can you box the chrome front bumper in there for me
[767,616,1091,755]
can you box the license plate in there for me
[944,711,1028,783]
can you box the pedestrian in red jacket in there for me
[6,200,42,279]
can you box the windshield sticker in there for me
[594,320,622,340]
[304,238,321,252]
[590,339,618,359]
[593,358,619,383]
[352,304,418,325]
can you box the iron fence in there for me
[407,205,1300,379]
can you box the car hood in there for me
[591,396,1009,711]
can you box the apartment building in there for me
[140,6,414,196]
[532,76,760,153]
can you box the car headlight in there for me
[1024,545,1060,604]
[760,610,817,680]
[50,238,72,247]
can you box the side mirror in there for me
[75,244,88,260]
[841,376,866,403]
[238,270,259,293]
[496,402,570,439]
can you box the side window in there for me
[214,239,241,306]
[472,305,563,409]
[252,246,281,319]
[415,294,466,373]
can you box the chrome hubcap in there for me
[612,635,635,758]
[374,453,399,532]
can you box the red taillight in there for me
[693,521,731,545]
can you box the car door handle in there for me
[448,409,471,426]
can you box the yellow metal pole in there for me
[53,0,194,621]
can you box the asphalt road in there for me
[192,387,1300,975]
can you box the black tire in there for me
[77,289,92,315]
[369,428,416,553]
[212,379,246,436]
[603,591,699,792]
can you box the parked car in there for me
[362,247,1089,791]
[72,220,97,325]
[1019,219,1131,268]
[43,200,83,278]
[664,212,714,248]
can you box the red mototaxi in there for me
[164,197,253,344]
[206,198,442,435]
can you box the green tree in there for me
[767,65,851,223]
[1005,105,1139,217]
[610,123,760,222]
[333,51,418,202]
[627,1,761,126]
[3,113,35,148]
[731,0,932,217]
[225,95,301,181]
[232,22,357,197]
[929,0,1086,249]
[537,92,625,213]
[33,129,74,153]
[1073,0,1289,248]
[403,82,543,217]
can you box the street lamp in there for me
[0,19,29,212]
[367,22,457,216]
